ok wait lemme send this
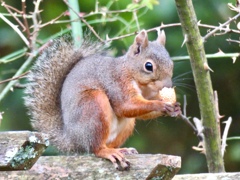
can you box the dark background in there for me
[0,0,239,174]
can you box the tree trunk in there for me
[174,0,225,173]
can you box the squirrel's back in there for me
[24,36,104,148]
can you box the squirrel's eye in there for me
[145,62,153,72]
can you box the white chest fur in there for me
[107,113,133,144]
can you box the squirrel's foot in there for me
[95,147,131,171]
[164,102,182,117]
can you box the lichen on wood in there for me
[0,131,49,171]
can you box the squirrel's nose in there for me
[164,79,172,88]
[156,78,172,90]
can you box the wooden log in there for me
[0,131,49,171]
[0,131,181,179]
[0,154,181,179]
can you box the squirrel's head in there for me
[126,29,173,100]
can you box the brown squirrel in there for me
[25,30,181,171]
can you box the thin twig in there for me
[183,95,187,116]
[1,1,22,13]
[133,10,140,31]
[204,13,240,40]
[14,83,27,89]
[0,51,26,64]
[0,112,3,126]
[221,117,232,157]
[0,13,29,47]
[227,39,240,44]
[0,0,41,102]
[178,95,198,136]
[66,0,83,46]
[227,137,240,141]
[1,0,26,30]
[178,114,197,133]
[199,22,240,34]
[104,20,239,42]
[21,0,31,40]
[0,12,32,18]
[105,23,181,42]
[214,91,223,138]
[178,114,205,142]
[0,55,34,102]
[178,114,199,137]
[102,5,146,15]
[0,47,28,64]
[0,71,29,85]
[83,5,146,18]
[63,0,104,43]
[172,52,240,61]
[30,0,42,50]
[40,12,66,28]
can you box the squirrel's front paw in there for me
[164,102,181,117]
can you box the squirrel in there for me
[24,29,181,171]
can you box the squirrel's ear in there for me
[135,30,148,48]
[157,29,166,46]
[131,30,148,55]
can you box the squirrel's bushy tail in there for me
[24,36,104,151]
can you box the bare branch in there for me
[63,0,104,43]
[172,52,240,61]
[221,117,232,157]
[214,91,224,136]
[0,13,29,47]
[204,13,240,40]
[0,54,35,102]
[0,71,29,85]
[105,21,240,42]
[1,0,26,30]
[226,38,240,44]
[40,12,66,28]
[199,21,240,34]
[0,111,3,126]
[183,95,187,116]
[133,10,140,31]
[30,0,42,49]
[21,0,31,39]
[178,114,198,135]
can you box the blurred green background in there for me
[0,0,239,174]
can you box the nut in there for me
[159,87,176,104]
